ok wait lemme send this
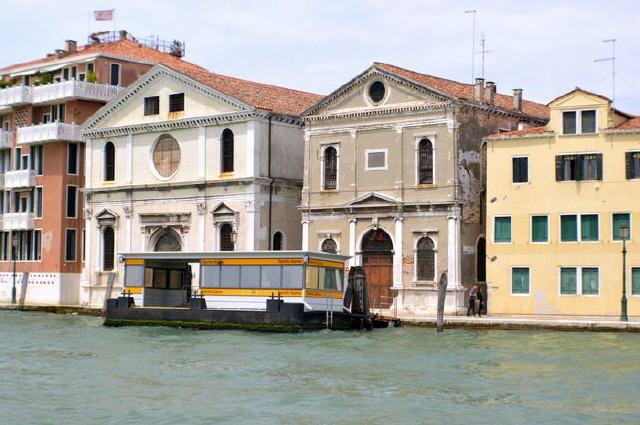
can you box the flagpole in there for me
[113,9,116,33]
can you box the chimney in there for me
[474,78,485,103]
[513,88,523,112]
[54,49,66,58]
[64,40,77,53]
[486,81,496,105]
[119,30,128,40]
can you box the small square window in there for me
[494,217,512,243]
[144,96,160,116]
[169,93,185,112]
[626,152,640,180]
[531,215,548,242]
[512,267,530,295]
[581,110,596,133]
[581,268,599,295]
[580,214,599,241]
[560,267,577,295]
[563,111,576,134]
[612,213,630,241]
[512,157,528,183]
[560,215,578,242]
[632,268,640,295]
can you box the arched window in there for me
[221,129,234,173]
[416,237,435,281]
[152,134,181,178]
[418,138,433,184]
[321,238,337,254]
[104,141,115,181]
[323,146,337,190]
[272,231,283,251]
[220,223,234,251]
[154,231,181,252]
[477,237,486,282]
[103,226,114,271]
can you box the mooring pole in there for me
[436,272,448,332]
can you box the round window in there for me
[152,134,181,177]
[369,81,386,103]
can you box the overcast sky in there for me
[5,0,640,112]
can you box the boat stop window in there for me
[201,264,304,289]
[305,266,344,291]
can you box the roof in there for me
[484,126,550,139]
[373,62,549,120]
[0,38,321,116]
[614,117,640,130]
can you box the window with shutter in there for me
[103,227,114,271]
[511,267,530,294]
[169,93,184,112]
[560,215,578,242]
[531,215,548,242]
[418,139,433,184]
[580,214,599,241]
[144,96,160,116]
[221,129,234,173]
[627,152,640,179]
[512,157,528,183]
[632,268,640,295]
[612,213,630,241]
[104,142,115,181]
[560,267,577,294]
[581,268,599,295]
[494,217,511,243]
[416,237,435,281]
[323,146,337,190]
[562,111,576,134]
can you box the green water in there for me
[1,311,639,425]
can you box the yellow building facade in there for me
[485,89,640,318]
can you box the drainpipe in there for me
[267,115,274,249]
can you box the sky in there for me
[4,0,640,112]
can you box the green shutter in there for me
[512,268,530,294]
[632,268,640,295]
[581,214,599,241]
[560,268,577,294]
[574,154,583,181]
[626,152,632,180]
[581,268,599,295]
[596,154,603,181]
[555,156,564,181]
[494,217,512,243]
[612,213,630,241]
[532,216,548,242]
[561,215,578,242]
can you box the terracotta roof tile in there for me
[485,126,549,139]
[374,62,549,120]
[1,38,321,116]
[615,116,640,130]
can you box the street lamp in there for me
[11,234,18,304]
[620,224,629,322]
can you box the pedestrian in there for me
[467,285,478,317]
[477,287,484,317]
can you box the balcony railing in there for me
[4,169,35,189]
[0,85,32,106]
[0,129,12,148]
[3,212,35,230]
[32,80,122,104]
[17,122,82,144]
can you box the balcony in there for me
[3,212,35,230]
[0,129,12,148]
[17,122,82,144]
[0,85,32,107]
[4,169,35,189]
[32,80,123,104]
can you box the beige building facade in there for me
[80,64,319,307]
[301,63,548,313]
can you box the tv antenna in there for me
[464,10,477,82]
[478,34,494,80]
[595,38,616,105]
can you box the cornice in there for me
[305,102,451,122]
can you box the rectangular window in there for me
[82,229,85,262]
[581,110,596,134]
[71,66,77,80]
[512,267,530,295]
[612,213,631,241]
[560,267,577,295]
[66,186,77,218]
[144,96,160,116]
[365,150,387,170]
[626,152,640,180]
[87,63,94,74]
[582,268,599,295]
[494,217,512,243]
[169,93,185,112]
[512,157,528,183]
[555,154,602,181]
[632,267,640,295]
[531,215,548,243]
[29,145,43,175]
[33,230,41,261]
[15,147,21,170]
[580,214,599,241]
[35,187,43,218]
[65,229,76,262]
[110,63,120,86]
[62,68,69,81]
[563,111,576,134]
[67,143,78,174]
[561,215,578,242]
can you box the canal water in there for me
[1,311,639,425]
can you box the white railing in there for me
[17,122,82,144]
[4,169,34,189]
[0,85,32,106]
[32,80,122,104]
[3,212,35,230]
[0,129,11,148]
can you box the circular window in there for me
[369,81,386,103]
[152,135,181,177]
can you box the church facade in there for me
[301,63,548,313]
[80,64,319,307]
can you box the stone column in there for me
[447,207,462,288]
[246,121,256,177]
[393,216,403,288]
[197,202,206,250]
[198,127,206,179]
[301,219,309,251]
[124,206,132,252]
[244,199,255,250]
[126,134,133,183]
[348,218,357,267]
[80,206,93,305]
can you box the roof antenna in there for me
[478,34,493,80]
[464,10,477,83]
[595,38,616,106]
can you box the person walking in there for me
[477,287,484,317]
[467,285,478,317]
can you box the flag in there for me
[94,9,115,21]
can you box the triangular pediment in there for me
[304,64,454,117]
[211,202,236,216]
[549,88,610,109]
[83,64,253,132]
[96,208,117,220]
[346,192,400,207]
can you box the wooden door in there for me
[363,254,393,309]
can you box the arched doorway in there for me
[154,230,182,252]
[476,236,486,282]
[361,228,393,309]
